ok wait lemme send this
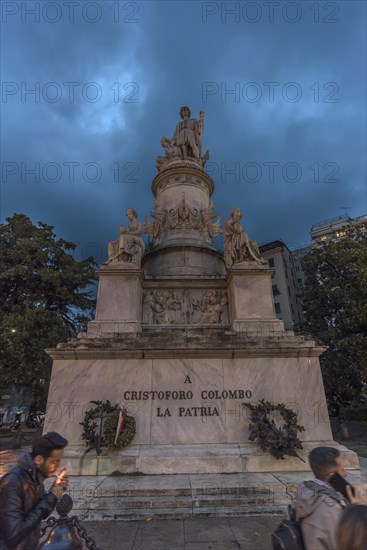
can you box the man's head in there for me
[180,106,191,119]
[309,446,346,482]
[31,432,68,478]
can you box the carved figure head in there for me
[161,136,170,147]
[126,208,138,220]
[231,207,242,220]
[179,106,191,119]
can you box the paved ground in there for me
[1,422,366,550]
[81,516,281,550]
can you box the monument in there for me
[44,107,358,475]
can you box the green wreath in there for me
[242,399,305,461]
[103,409,136,449]
[80,400,136,449]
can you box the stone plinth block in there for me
[89,264,143,334]
[227,263,277,329]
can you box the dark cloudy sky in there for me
[2,0,366,263]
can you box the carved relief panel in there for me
[142,289,229,326]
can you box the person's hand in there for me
[50,483,65,500]
[50,468,68,500]
[346,484,366,504]
[57,473,68,492]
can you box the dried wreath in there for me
[242,399,305,461]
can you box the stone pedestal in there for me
[45,332,358,474]
[227,263,280,331]
[87,264,142,335]
[45,107,359,476]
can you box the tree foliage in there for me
[0,214,96,408]
[301,227,367,417]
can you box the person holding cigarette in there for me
[0,432,68,550]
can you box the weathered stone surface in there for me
[45,353,333,451]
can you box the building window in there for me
[288,286,291,296]
[275,303,281,313]
[272,284,280,296]
[296,266,300,271]
[268,258,274,267]
[297,278,303,286]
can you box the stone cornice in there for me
[226,264,274,279]
[45,345,326,360]
[142,279,227,289]
[96,265,143,276]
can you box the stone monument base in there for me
[63,442,359,476]
[45,328,355,476]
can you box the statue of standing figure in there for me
[156,106,206,169]
[224,208,263,269]
[108,208,145,264]
[173,106,203,160]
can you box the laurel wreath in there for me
[80,400,136,449]
[103,409,136,449]
[242,399,305,461]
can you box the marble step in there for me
[57,469,365,521]
[72,497,291,521]
[71,492,291,511]
[64,474,293,520]
[71,501,289,521]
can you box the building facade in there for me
[259,240,303,330]
[310,214,367,247]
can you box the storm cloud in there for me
[2,0,366,263]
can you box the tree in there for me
[0,214,96,408]
[301,227,367,418]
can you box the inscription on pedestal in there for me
[123,375,253,419]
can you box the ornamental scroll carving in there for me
[142,289,229,325]
[145,195,222,242]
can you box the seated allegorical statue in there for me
[223,208,263,269]
[107,208,145,264]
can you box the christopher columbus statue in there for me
[156,106,206,170]
[173,106,204,160]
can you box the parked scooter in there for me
[11,411,22,431]
[26,411,45,429]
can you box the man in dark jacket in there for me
[0,431,68,550]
